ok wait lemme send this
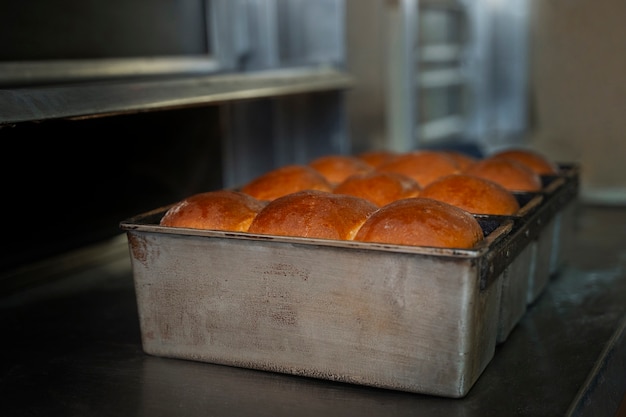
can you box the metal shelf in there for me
[0,66,354,125]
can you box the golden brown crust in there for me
[420,174,521,215]
[240,164,332,201]
[490,148,559,175]
[160,190,266,232]
[464,157,542,192]
[308,154,373,186]
[248,190,378,240]
[354,197,484,248]
[443,151,478,172]
[376,150,461,187]
[333,171,421,207]
[355,150,398,168]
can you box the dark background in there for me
[0,106,223,273]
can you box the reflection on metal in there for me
[0,57,222,87]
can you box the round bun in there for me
[354,198,484,249]
[490,148,559,175]
[334,171,421,207]
[160,190,266,232]
[248,190,378,240]
[376,150,461,187]
[240,164,332,201]
[308,154,373,185]
[420,174,520,215]
[356,150,398,167]
[443,151,478,171]
[464,157,542,192]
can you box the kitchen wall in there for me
[527,0,626,205]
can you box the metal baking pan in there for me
[474,192,542,343]
[476,164,579,343]
[118,163,579,397]
[547,163,580,276]
[523,164,579,304]
[491,165,578,342]
[120,210,517,398]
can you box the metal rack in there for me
[345,0,530,153]
[0,66,353,125]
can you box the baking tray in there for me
[523,164,579,304]
[487,165,579,342]
[119,163,579,398]
[121,210,517,398]
[548,164,580,276]
[477,192,542,343]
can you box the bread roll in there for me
[490,148,559,175]
[354,198,484,248]
[376,150,461,187]
[420,174,520,215]
[248,190,378,240]
[241,164,332,201]
[308,154,373,186]
[334,171,421,207]
[465,157,542,192]
[160,190,266,232]
[356,150,398,167]
[443,151,478,171]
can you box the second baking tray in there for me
[490,165,579,343]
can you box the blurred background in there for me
[0,0,624,282]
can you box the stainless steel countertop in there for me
[1,204,625,417]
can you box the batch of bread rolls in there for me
[159,148,559,249]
